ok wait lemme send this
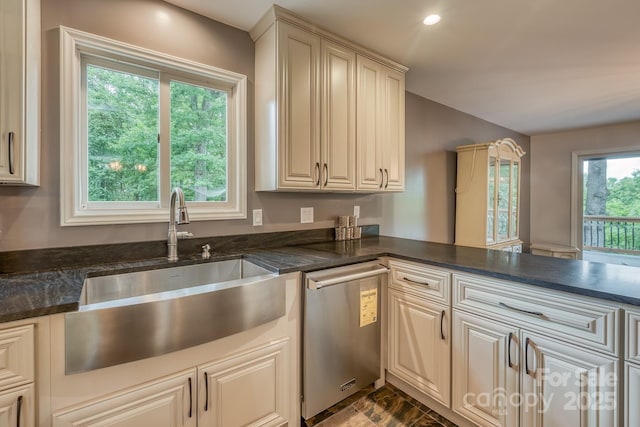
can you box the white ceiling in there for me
[165,0,640,136]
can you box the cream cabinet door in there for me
[277,22,321,189]
[321,39,356,190]
[0,0,39,185]
[520,331,618,427]
[0,384,34,427]
[356,55,405,192]
[198,339,289,427]
[381,67,405,191]
[626,363,640,427]
[452,310,519,427]
[53,370,197,427]
[388,289,450,406]
[356,55,383,191]
[0,0,25,182]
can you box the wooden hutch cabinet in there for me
[455,138,525,252]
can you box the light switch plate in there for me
[253,209,263,226]
[354,205,360,218]
[300,207,314,224]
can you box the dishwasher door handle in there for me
[307,266,389,289]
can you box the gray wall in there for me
[381,93,531,247]
[530,120,640,247]
[0,0,530,251]
[0,0,383,251]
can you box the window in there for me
[576,152,640,266]
[60,27,247,225]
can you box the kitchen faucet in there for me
[168,187,190,262]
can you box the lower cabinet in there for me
[53,339,290,427]
[625,307,640,427]
[0,323,35,427]
[388,289,450,406]
[0,384,35,427]
[520,331,618,427]
[198,339,289,427]
[625,364,640,427]
[452,310,618,427]
[452,310,518,427]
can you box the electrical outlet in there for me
[354,205,360,218]
[300,207,314,224]
[253,209,263,226]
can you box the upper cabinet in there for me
[356,55,405,192]
[251,6,406,192]
[322,39,357,190]
[0,0,40,186]
[254,20,320,191]
[455,138,525,251]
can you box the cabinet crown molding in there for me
[456,137,526,158]
[250,4,408,73]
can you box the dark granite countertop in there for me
[2,235,640,323]
[246,236,640,306]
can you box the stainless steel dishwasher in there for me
[302,261,389,420]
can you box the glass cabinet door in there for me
[510,162,519,239]
[496,159,511,242]
[487,157,496,244]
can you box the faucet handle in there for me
[176,231,194,239]
[201,244,211,260]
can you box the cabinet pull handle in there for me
[315,162,320,186]
[188,377,193,418]
[525,337,537,378]
[507,332,514,369]
[204,372,209,411]
[323,163,328,186]
[16,395,23,427]
[8,131,15,175]
[384,168,389,189]
[498,302,547,320]
[440,310,446,340]
[402,276,429,286]
[379,168,384,189]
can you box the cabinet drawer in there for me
[388,259,450,304]
[626,309,640,363]
[0,324,34,391]
[453,273,619,355]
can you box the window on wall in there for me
[60,27,247,226]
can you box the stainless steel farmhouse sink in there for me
[80,259,273,305]
[65,258,285,374]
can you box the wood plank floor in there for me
[304,384,458,427]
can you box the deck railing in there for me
[583,215,640,254]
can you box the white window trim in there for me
[570,145,640,254]
[60,26,247,226]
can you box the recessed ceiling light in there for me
[423,14,441,26]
